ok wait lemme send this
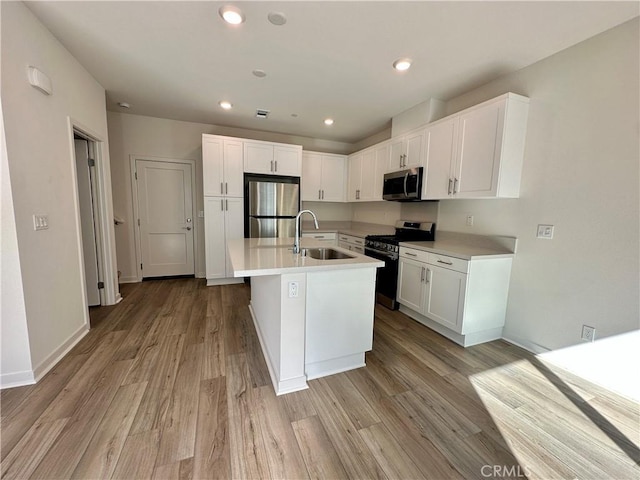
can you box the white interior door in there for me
[136,159,194,277]
[75,139,101,306]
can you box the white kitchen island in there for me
[227,237,383,395]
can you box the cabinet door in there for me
[397,257,427,312]
[373,142,390,200]
[244,142,273,174]
[423,119,458,200]
[453,101,504,198]
[389,138,405,170]
[347,152,362,201]
[404,128,425,169]
[224,139,244,197]
[273,145,301,176]
[224,197,244,276]
[320,154,346,202]
[302,152,323,201]
[359,149,376,201]
[204,197,227,279]
[203,137,224,196]
[424,265,466,332]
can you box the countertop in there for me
[227,237,384,277]
[400,231,517,260]
[302,221,394,238]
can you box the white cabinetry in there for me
[338,233,365,254]
[202,134,245,285]
[302,232,337,245]
[397,246,512,346]
[301,152,347,202]
[388,127,426,171]
[244,140,302,177]
[424,93,529,199]
[348,142,388,202]
[202,136,244,197]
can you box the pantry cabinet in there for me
[424,93,529,199]
[244,141,302,177]
[301,151,347,202]
[202,135,244,197]
[397,246,512,346]
[204,196,244,284]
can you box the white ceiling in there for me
[26,1,638,144]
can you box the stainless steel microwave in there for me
[382,167,423,201]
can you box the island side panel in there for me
[249,274,308,395]
[305,268,376,379]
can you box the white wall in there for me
[438,18,640,351]
[1,2,114,381]
[107,112,353,281]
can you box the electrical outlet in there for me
[288,281,299,298]
[537,224,554,239]
[466,215,474,226]
[581,325,596,342]
[33,214,49,230]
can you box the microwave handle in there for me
[403,172,409,197]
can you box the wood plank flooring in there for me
[1,278,639,479]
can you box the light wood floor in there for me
[1,278,639,479]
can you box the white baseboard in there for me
[118,276,139,284]
[501,335,550,355]
[0,370,36,389]
[206,277,244,286]
[32,324,90,382]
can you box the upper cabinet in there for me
[244,140,302,177]
[202,134,244,197]
[388,127,426,171]
[302,151,347,202]
[423,93,529,199]
[348,144,387,202]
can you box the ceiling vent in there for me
[256,109,270,119]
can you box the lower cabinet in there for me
[397,247,512,346]
[204,196,244,284]
[338,233,365,254]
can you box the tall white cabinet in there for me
[202,134,245,285]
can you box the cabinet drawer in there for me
[338,234,364,246]
[303,233,336,242]
[399,247,429,263]
[429,254,468,274]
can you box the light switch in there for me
[33,214,49,231]
[536,224,554,239]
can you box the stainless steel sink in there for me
[301,248,355,260]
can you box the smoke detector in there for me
[256,109,270,119]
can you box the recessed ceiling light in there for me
[219,5,245,25]
[219,101,233,110]
[268,11,287,26]
[393,58,412,71]
[252,69,267,78]
[324,118,334,126]
[117,102,130,109]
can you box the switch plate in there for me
[33,214,49,230]
[581,325,596,342]
[537,224,554,239]
[288,281,299,298]
[466,215,474,226]
[198,210,204,218]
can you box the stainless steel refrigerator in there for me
[246,177,300,238]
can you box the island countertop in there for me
[227,237,384,277]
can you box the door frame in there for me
[68,118,121,309]
[129,155,198,282]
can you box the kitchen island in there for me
[227,237,383,395]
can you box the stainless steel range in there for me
[365,221,435,310]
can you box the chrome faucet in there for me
[293,209,319,254]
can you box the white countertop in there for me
[228,237,384,277]
[400,240,514,260]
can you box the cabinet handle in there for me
[425,268,430,283]
[225,182,228,194]
[453,177,458,194]
[437,259,453,265]
[270,160,274,172]
[448,178,453,195]
[221,182,224,195]
[321,190,324,199]
[225,199,229,211]
[318,189,322,200]
[274,160,278,172]
[356,189,360,199]
[405,252,418,257]
[220,199,224,211]
[420,266,425,282]
[403,154,407,167]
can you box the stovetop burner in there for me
[365,221,435,252]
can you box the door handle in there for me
[270,160,274,172]
[321,190,324,200]
[183,226,192,231]
[225,199,229,211]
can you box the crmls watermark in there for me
[481,464,531,478]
